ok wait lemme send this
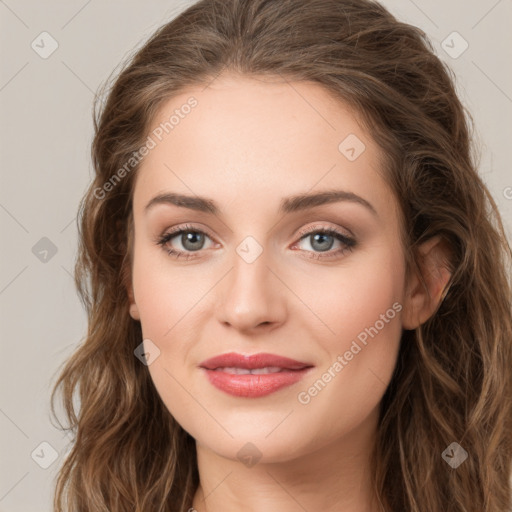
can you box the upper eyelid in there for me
[164,223,217,242]
[296,223,354,239]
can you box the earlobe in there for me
[402,236,453,330]
[129,302,140,321]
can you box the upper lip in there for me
[199,352,313,371]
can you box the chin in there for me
[187,414,324,466]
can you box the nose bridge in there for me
[218,234,285,331]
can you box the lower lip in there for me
[201,368,312,398]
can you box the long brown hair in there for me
[50,0,512,510]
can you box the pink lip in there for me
[199,352,311,370]
[199,352,314,398]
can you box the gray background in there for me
[1,1,511,510]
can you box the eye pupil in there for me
[182,231,204,251]
[311,233,334,252]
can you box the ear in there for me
[123,266,140,321]
[118,214,140,321]
[127,285,140,321]
[120,248,140,322]
[402,235,453,330]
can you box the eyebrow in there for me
[144,189,378,217]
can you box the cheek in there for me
[325,265,402,345]
[292,246,405,437]
[131,253,206,434]
[317,241,405,407]
[131,242,207,340]
[293,241,405,350]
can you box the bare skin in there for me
[127,72,451,512]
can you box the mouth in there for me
[199,352,314,398]
[199,352,312,371]
[210,366,294,375]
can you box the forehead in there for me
[132,73,394,221]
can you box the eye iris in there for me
[310,232,334,252]
[182,231,204,251]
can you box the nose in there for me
[216,249,287,334]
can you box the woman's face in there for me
[128,73,407,463]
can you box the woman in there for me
[51,0,512,510]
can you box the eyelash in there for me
[155,223,356,261]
